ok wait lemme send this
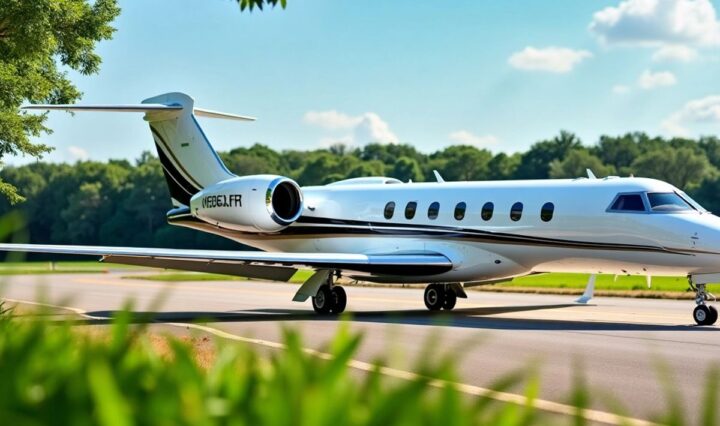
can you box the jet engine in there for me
[189,175,303,233]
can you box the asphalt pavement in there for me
[2,272,719,425]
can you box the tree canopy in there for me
[0,0,120,204]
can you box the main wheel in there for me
[331,286,347,314]
[312,285,333,314]
[693,305,712,325]
[443,288,457,310]
[708,305,718,325]
[424,284,445,311]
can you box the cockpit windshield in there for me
[646,192,695,212]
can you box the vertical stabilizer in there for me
[142,93,235,206]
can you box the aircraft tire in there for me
[693,304,712,326]
[443,288,457,310]
[312,285,333,314]
[424,284,445,311]
[708,305,718,325]
[331,286,347,314]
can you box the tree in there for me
[432,145,492,181]
[236,0,287,11]
[0,0,121,203]
[515,131,582,179]
[592,134,641,174]
[391,157,423,182]
[698,136,720,170]
[630,147,712,189]
[487,153,521,180]
[549,149,616,179]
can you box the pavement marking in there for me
[3,297,660,426]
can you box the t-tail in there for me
[23,92,255,207]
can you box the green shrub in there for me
[0,304,717,426]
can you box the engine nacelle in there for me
[189,175,303,233]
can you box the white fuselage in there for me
[216,176,720,284]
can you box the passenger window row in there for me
[383,201,555,222]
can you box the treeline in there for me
[2,130,720,251]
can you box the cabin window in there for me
[510,202,523,221]
[540,202,554,222]
[481,202,494,221]
[405,201,417,219]
[454,202,466,220]
[647,192,694,212]
[428,202,440,220]
[384,202,395,219]
[609,194,646,212]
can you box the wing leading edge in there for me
[0,244,453,279]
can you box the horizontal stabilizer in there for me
[22,104,182,113]
[194,108,255,121]
[22,104,255,121]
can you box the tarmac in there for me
[2,272,719,425]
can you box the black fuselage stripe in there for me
[293,216,674,252]
[153,140,201,195]
[150,126,205,190]
[168,214,693,255]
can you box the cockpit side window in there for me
[609,194,646,212]
[647,192,694,212]
[678,191,707,212]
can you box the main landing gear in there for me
[424,283,457,311]
[689,277,718,326]
[311,273,347,314]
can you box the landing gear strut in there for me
[312,273,347,314]
[424,284,457,311]
[689,277,718,326]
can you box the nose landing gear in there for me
[689,278,718,326]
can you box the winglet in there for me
[575,274,596,304]
[433,170,445,183]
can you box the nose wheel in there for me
[693,305,718,326]
[689,278,717,326]
[424,284,457,311]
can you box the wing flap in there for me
[0,244,453,276]
[103,255,298,282]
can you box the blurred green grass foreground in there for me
[0,301,718,426]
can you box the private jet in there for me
[1,92,718,326]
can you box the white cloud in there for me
[652,44,698,61]
[590,0,720,47]
[304,110,398,145]
[303,110,361,130]
[638,69,677,89]
[612,84,631,94]
[508,46,592,73]
[448,130,499,147]
[67,146,89,161]
[352,113,398,144]
[662,94,720,135]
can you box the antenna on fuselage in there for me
[586,168,597,179]
[433,170,445,183]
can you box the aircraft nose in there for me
[693,214,720,251]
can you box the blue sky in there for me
[15,0,720,164]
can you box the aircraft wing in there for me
[0,244,453,281]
